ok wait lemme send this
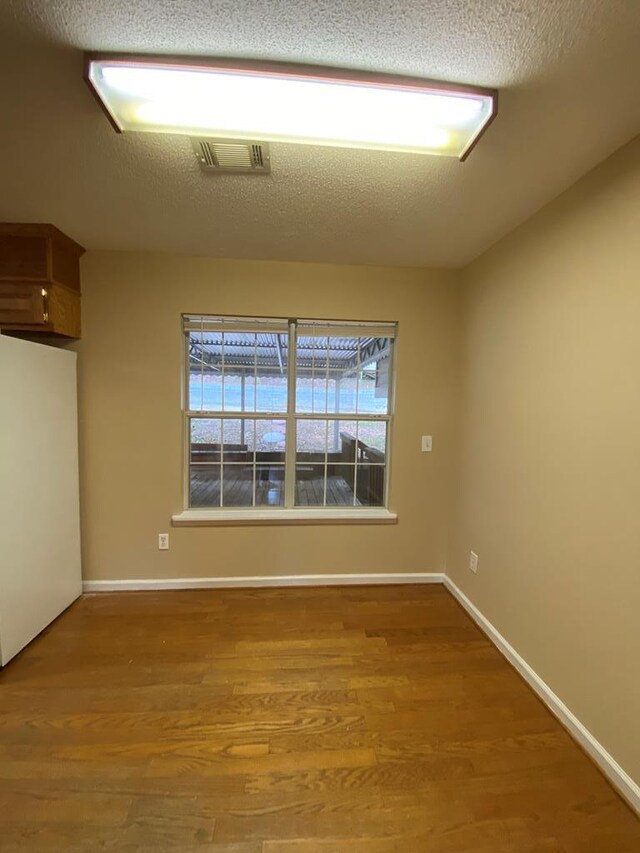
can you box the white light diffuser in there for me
[85,55,497,159]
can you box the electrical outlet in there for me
[469,550,478,573]
[158,533,169,551]
[421,435,433,452]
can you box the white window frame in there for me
[173,315,398,526]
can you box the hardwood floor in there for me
[0,585,638,851]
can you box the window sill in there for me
[171,508,398,527]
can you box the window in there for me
[180,315,396,522]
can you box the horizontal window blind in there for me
[183,315,289,333]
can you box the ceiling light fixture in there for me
[85,54,497,160]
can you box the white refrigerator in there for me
[0,334,82,665]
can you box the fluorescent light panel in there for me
[86,56,497,159]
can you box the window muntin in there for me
[184,316,395,510]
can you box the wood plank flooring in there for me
[0,585,638,851]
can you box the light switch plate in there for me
[421,435,433,452]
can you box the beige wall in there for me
[449,136,640,782]
[76,253,460,581]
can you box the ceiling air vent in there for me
[191,138,271,174]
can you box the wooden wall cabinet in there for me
[0,223,85,339]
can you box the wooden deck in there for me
[295,473,358,506]
[1,585,638,850]
[190,469,360,507]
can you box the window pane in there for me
[296,419,327,461]
[356,338,391,414]
[221,333,255,412]
[356,464,386,506]
[329,371,357,414]
[223,365,254,412]
[221,419,254,462]
[296,336,329,413]
[255,418,286,462]
[188,331,223,411]
[295,336,312,412]
[325,336,358,414]
[190,465,221,507]
[255,331,288,412]
[356,421,387,455]
[255,464,285,506]
[326,465,357,506]
[189,419,221,506]
[188,330,289,413]
[190,418,222,458]
[222,464,254,507]
[295,335,392,416]
[295,464,325,506]
[327,420,358,461]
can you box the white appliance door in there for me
[0,335,82,665]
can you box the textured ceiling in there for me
[0,0,638,268]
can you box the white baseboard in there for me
[444,577,640,815]
[82,572,444,592]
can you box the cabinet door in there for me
[0,283,46,326]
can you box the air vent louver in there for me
[191,138,271,174]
